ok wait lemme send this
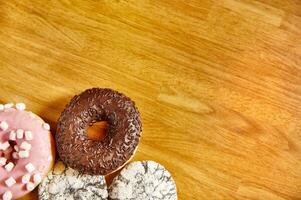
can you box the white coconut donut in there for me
[109,161,177,200]
[38,161,108,200]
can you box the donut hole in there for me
[87,121,108,141]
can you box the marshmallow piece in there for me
[19,150,29,158]
[29,112,35,118]
[16,103,26,110]
[5,177,16,187]
[14,145,20,152]
[22,174,31,184]
[4,103,13,109]
[25,163,35,173]
[1,141,10,151]
[9,131,16,141]
[0,157,7,166]
[33,173,42,184]
[42,123,50,131]
[0,121,9,131]
[0,104,4,111]
[25,131,33,141]
[5,162,14,172]
[12,152,18,159]
[26,182,35,191]
[20,141,31,151]
[16,129,24,139]
[2,191,12,200]
[13,145,19,152]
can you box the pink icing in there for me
[0,108,53,199]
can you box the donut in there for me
[109,161,178,200]
[38,161,108,200]
[56,88,142,175]
[0,103,55,200]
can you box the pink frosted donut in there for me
[0,103,55,200]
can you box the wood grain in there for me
[0,0,301,199]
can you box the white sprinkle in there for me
[4,162,14,172]
[5,177,16,187]
[2,191,12,200]
[25,131,33,141]
[0,141,10,151]
[42,123,50,130]
[0,104,4,111]
[20,141,31,151]
[25,163,35,173]
[4,103,13,109]
[0,121,9,131]
[12,152,18,159]
[0,157,7,166]
[16,129,24,139]
[9,131,16,141]
[33,173,42,184]
[16,103,26,110]
[26,182,35,191]
[19,150,29,158]
[22,174,31,184]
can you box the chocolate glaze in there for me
[56,88,142,175]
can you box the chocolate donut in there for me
[56,88,142,175]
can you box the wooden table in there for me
[0,0,301,199]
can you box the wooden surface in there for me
[0,0,301,199]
